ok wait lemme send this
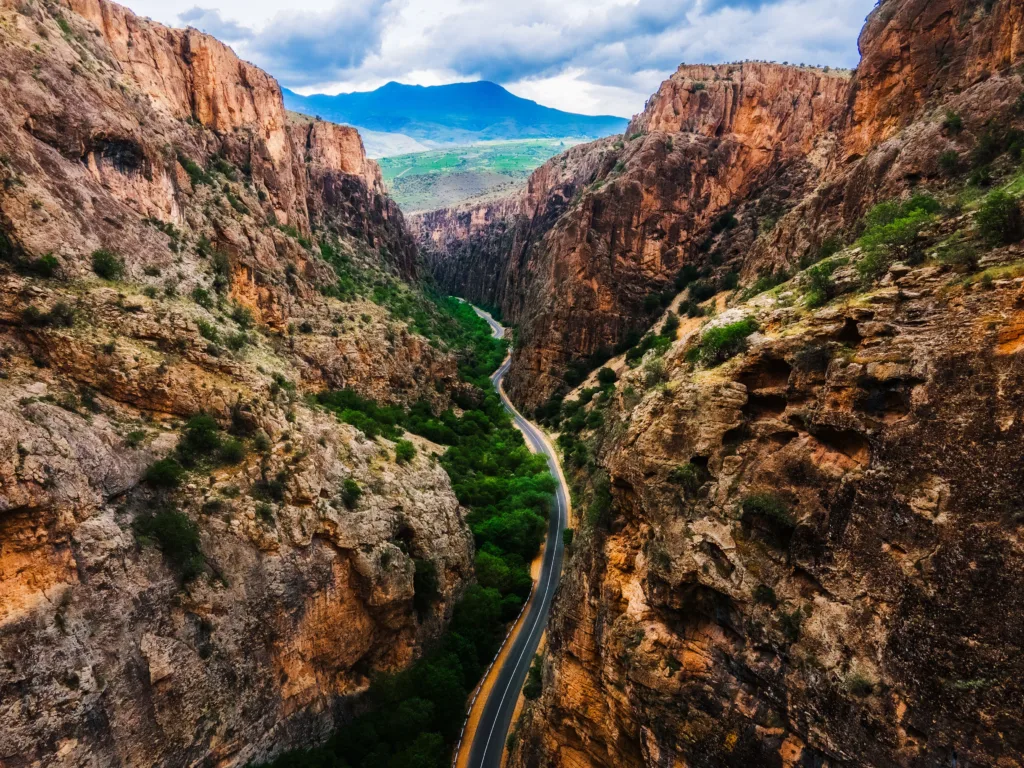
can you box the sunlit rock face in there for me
[0,0,472,764]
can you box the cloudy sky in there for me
[121,0,878,117]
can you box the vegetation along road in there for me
[457,306,570,768]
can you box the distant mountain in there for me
[282,81,628,149]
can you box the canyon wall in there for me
[417,63,852,409]
[0,1,471,765]
[507,0,1024,766]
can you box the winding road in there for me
[456,306,570,768]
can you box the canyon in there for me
[3,0,1024,766]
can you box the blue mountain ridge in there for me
[282,81,628,145]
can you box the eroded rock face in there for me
[846,0,1024,157]
[417,64,852,409]
[506,0,1024,766]
[513,262,1024,768]
[0,0,472,765]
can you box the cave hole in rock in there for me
[812,425,871,464]
[856,381,911,418]
[740,356,793,392]
[744,392,789,419]
[836,317,863,346]
[392,522,416,555]
[83,137,147,175]
[672,583,740,634]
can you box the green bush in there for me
[255,502,275,525]
[341,478,362,508]
[847,672,875,697]
[805,260,840,308]
[562,528,574,549]
[753,584,778,606]
[942,110,963,135]
[23,301,75,328]
[91,249,124,281]
[523,654,543,699]
[133,507,204,581]
[668,463,702,494]
[125,430,147,448]
[661,312,680,339]
[178,153,212,186]
[856,194,940,280]
[219,438,247,464]
[144,458,185,488]
[395,439,417,464]
[191,287,214,308]
[24,254,59,278]
[976,191,1024,245]
[937,237,978,271]
[177,414,222,466]
[197,319,220,343]
[596,367,618,385]
[225,332,248,351]
[690,318,758,367]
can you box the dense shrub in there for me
[976,191,1024,245]
[942,110,963,135]
[668,463,702,494]
[856,194,940,280]
[177,153,212,186]
[689,318,758,367]
[596,367,618,385]
[191,287,214,308]
[523,655,543,699]
[144,458,185,488]
[133,507,204,581]
[91,249,124,281]
[395,439,417,464]
[341,478,362,508]
[804,260,841,308]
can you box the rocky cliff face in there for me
[417,63,851,409]
[507,0,1024,766]
[0,1,472,765]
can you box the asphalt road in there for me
[464,306,569,768]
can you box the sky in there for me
[121,0,878,118]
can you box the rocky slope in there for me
[416,63,852,409]
[505,0,1024,766]
[0,1,473,765]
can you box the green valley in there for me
[379,139,579,212]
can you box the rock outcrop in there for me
[504,0,1024,766]
[0,0,472,765]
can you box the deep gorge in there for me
[2,0,1024,766]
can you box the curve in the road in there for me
[455,306,570,768]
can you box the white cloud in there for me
[117,0,877,115]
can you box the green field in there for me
[379,139,578,213]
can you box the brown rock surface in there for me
[0,0,472,765]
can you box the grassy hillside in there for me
[379,139,579,212]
